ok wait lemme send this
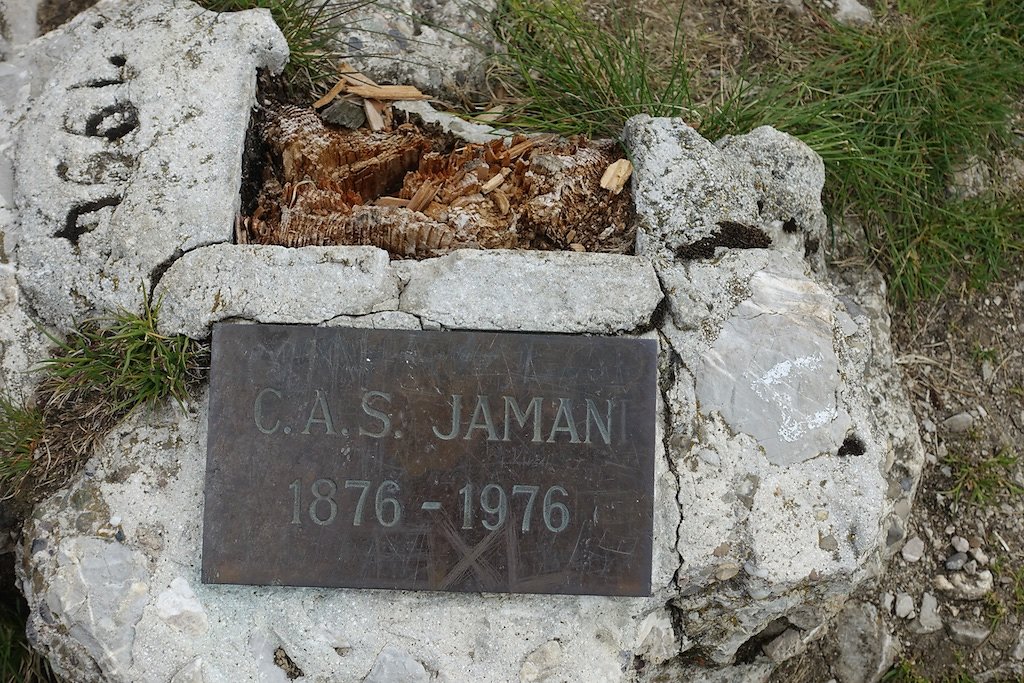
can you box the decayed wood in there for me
[246,104,635,258]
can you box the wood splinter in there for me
[600,158,633,194]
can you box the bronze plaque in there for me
[202,323,657,596]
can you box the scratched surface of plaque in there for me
[202,323,657,596]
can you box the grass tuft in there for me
[197,0,364,97]
[942,448,1024,509]
[0,397,44,484]
[38,296,204,415]
[491,0,694,136]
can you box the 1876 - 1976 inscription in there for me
[201,324,657,596]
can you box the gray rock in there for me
[831,602,897,683]
[715,125,827,267]
[324,311,422,330]
[951,535,970,553]
[935,570,995,601]
[623,115,759,259]
[901,536,925,563]
[942,412,975,433]
[945,552,969,571]
[332,1,497,98]
[9,0,287,331]
[947,620,991,647]
[834,0,873,24]
[364,645,429,683]
[154,577,208,636]
[399,250,663,333]
[19,536,151,682]
[663,250,906,664]
[680,664,774,683]
[320,98,365,129]
[1012,629,1024,661]
[763,628,806,663]
[157,245,400,338]
[168,658,205,683]
[624,117,826,264]
[916,592,942,633]
[894,593,915,619]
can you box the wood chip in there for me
[407,181,439,213]
[337,62,379,88]
[481,167,511,194]
[491,188,510,215]
[346,84,429,101]
[474,105,505,123]
[312,76,349,109]
[364,98,386,132]
[569,243,586,252]
[375,197,411,207]
[507,134,553,160]
[600,158,633,194]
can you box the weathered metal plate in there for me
[202,323,657,596]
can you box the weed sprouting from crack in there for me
[2,291,207,514]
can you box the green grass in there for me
[0,397,44,484]
[883,659,980,683]
[197,0,364,97]
[491,0,1024,304]
[942,448,1024,509]
[38,296,203,414]
[491,0,693,136]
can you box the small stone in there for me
[981,361,994,383]
[945,553,968,571]
[895,593,915,619]
[715,563,741,581]
[882,592,895,613]
[945,525,956,535]
[1012,629,1024,661]
[901,536,925,563]
[763,628,806,663]
[937,571,994,601]
[968,535,983,549]
[917,592,942,633]
[520,640,562,683]
[971,548,989,566]
[921,418,936,433]
[942,412,974,433]
[319,98,366,129]
[951,535,970,553]
[946,620,991,647]
[833,602,897,683]
[963,560,977,575]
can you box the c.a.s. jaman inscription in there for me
[201,324,656,597]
